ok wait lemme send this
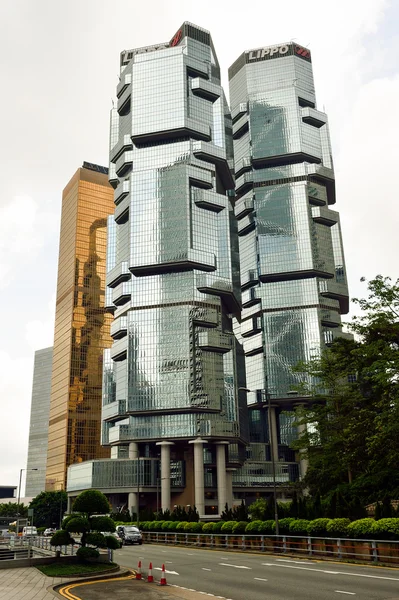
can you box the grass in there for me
[36,562,118,577]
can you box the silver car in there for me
[116,525,143,545]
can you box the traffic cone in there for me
[147,562,154,583]
[159,563,167,586]
[136,560,142,580]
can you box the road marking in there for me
[202,568,211,571]
[165,561,173,563]
[261,563,399,582]
[254,577,268,581]
[335,592,356,596]
[277,559,314,564]
[219,563,251,569]
[58,570,136,600]
[153,567,179,575]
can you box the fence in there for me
[142,532,399,566]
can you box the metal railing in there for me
[142,532,399,566]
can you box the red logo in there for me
[295,45,311,59]
[171,29,182,47]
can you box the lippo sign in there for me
[246,43,311,62]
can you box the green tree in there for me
[292,275,399,506]
[0,503,27,518]
[29,491,67,528]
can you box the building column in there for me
[156,441,174,512]
[67,496,72,514]
[268,405,279,464]
[296,421,309,481]
[128,442,139,516]
[189,438,207,516]
[215,442,229,514]
[226,468,235,510]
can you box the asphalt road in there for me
[110,543,399,600]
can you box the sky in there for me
[0,0,398,494]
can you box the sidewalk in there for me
[0,566,79,600]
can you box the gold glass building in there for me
[46,162,114,491]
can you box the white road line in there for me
[202,568,211,571]
[153,567,179,575]
[335,592,356,596]
[254,577,268,582]
[277,559,314,564]
[261,563,399,582]
[219,563,251,569]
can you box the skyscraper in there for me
[45,162,114,491]
[67,22,247,516]
[229,42,349,494]
[25,347,53,497]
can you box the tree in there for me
[0,503,27,518]
[28,491,67,528]
[51,490,115,558]
[292,275,399,506]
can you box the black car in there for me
[116,525,143,545]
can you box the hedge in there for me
[326,518,351,538]
[347,518,376,539]
[307,518,331,537]
[289,519,310,536]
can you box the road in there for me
[111,543,399,600]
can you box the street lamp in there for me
[239,388,279,536]
[16,468,38,536]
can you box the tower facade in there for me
[25,347,53,497]
[97,22,246,516]
[45,163,114,491]
[228,43,349,492]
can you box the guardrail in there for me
[142,532,399,566]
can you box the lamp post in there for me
[16,468,38,536]
[239,388,279,536]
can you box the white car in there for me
[43,528,56,537]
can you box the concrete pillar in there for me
[129,442,138,460]
[67,496,72,514]
[188,438,207,516]
[128,491,138,516]
[297,421,309,481]
[156,441,174,511]
[226,468,235,510]
[268,405,279,464]
[215,442,229,514]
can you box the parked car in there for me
[22,526,37,537]
[101,531,123,548]
[116,525,143,545]
[43,528,56,537]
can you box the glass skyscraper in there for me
[228,42,349,492]
[93,22,247,516]
[45,163,114,491]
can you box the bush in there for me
[202,522,216,534]
[76,546,100,562]
[64,517,90,534]
[212,521,225,534]
[289,520,310,536]
[221,521,235,534]
[278,518,296,534]
[185,522,202,533]
[104,535,120,550]
[86,532,107,548]
[373,518,399,540]
[91,516,115,533]
[259,520,275,535]
[245,521,263,534]
[167,521,178,531]
[161,521,171,531]
[307,518,332,537]
[326,518,351,538]
[73,490,110,515]
[147,521,158,531]
[50,530,74,547]
[153,521,165,532]
[176,521,189,531]
[347,518,376,539]
[232,521,247,535]
[37,527,46,535]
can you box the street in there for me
[108,543,399,600]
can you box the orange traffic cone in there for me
[147,562,154,583]
[136,560,142,580]
[159,563,167,586]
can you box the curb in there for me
[50,567,133,595]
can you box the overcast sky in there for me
[0,0,398,495]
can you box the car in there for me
[116,525,143,545]
[101,531,123,548]
[43,528,56,537]
[22,526,37,537]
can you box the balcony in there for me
[114,194,130,224]
[232,102,247,123]
[192,188,226,212]
[191,78,220,102]
[112,282,131,306]
[238,214,255,236]
[232,113,249,140]
[110,135,133,165]
[311,206,338,226]
[107,262,130,289]
[115,151,133,178]
[235,171,253,196]
[198,330,232,353]
[114,179,130,206]
[301,107,327,128]
[110,316,128,339]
